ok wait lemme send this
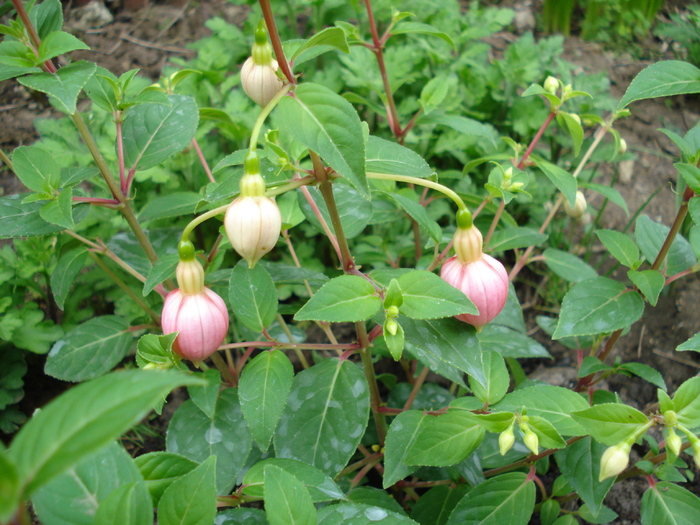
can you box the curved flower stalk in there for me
[161,242,229,362]
[224,152,282,267]
[241,20,284,106]
[440,211,509,330]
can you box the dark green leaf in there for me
[421,113,499,148]
[94,481,153,525]
[410,485,470,525]
[31,0,62,39]
[18,60,96,114]
[580,182,629,216]
[618,362,666,390]
[157,456,217,525]
[405,411,485,467]
[188,369,221,419]
[636,215,697,275]
[383,411,428,488]
[264,465,317,525]
[618,61,700,110]
[215,508,267,524]
[139,192,203,221]
[676,163,700,194]
[488,226,548,252]
[641,481,700,525]
[143,253,178,296]
[391,21,455,48]
[274,359,370,476]
[478,325,551,359]
[0,449,19,523]
[298,181,372,239]
[554,277,644,338]
[317,503,419,524]
[279,83,367,197]
[531,157,577,207]
[229,260,278,332]
[469,351,508,406]
[239,350,294,450]
[628,269,665,306]
[596,229,640,268]
[134,452,199,506]
[50,245,89,310]
[543,248,597,283]
[384,191,442,242]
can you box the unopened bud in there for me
[503,167,513,181]
[176,259,205,296]
[523,430,539,455]
[664,410,678,426]
[564,191,587,219]
[241,24,284,107]
[569,113,581,125]
[619,138,627,155]
[386,305,399,318]
[666,429,682,457]
[225,193,282,268]
[599,443,631,481]
[499,427,515,455]
[692,438,700,470]
[452,225,483,264]
[386,319,398,336]
[544,76,559,95]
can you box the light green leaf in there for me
[134,452,199,506]
[264,465,317,525]
[95,481,153,525]
[618,60,700,110]
[420,75,451,115]
[676,163,700,194]
[469,351,508,406]
[229,260,278,332]
[11,145,61,193]
[239,350,294,450]
[294,275,381,322]
[39,187,75,230]
[45,316,132,382]
[142,253,178,296]
[279,83,367,198]
[557,112,584,157]
[397,270,477,319]
[596,229,640,268]
[0,449,19,523]
[366,136,432,179]
[580,182,629,216]
[188,369,221,419]
[421,113,499,148]
[672,376,700,428]
[38,31,89,62]
[571,404,648,445]
[391,21,455,48]
[488,226,548,252]
[157,456,217,525]
[139,192,203,222]
[405,411,484,467]
[677,332,700,352]
[383,411,428,488]
[636,215,697,275]
[531,157,577,207]
[554,277,644,338]
[641,481,700,525]
[18,60,96,114]
[274,359,370,476]
[122,94,199,172]
[543,248,597,283]
[628,269,665,306]
[290,27,349,64]
[618,362,666,391]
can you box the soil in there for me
[2,1,700,524]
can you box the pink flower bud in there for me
[241,56,283,107]
[224,193,282,268]
[161,288,229,361]
[440,253,509,329]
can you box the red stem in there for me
[192,138,215,184]
[116,115,126,194]
[258,0,296,84]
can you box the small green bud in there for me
[456,209,473,229]
[619,138,627,155]
[386,319,398,336]
[523,430,539,455]
[178,239,196,261]
[499,427,515,455]
[664,410,678,426]
[544,76,559,95]
[666,428,682,457]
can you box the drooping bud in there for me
[241,21,283,106]
[453,222,483,264]
[564,191,587,220]
[666,428,682,457]
[521,424,539,455]
[499,426,515,456]
[544,76,559,95]
[619,138,627,155]
[176,240,204,295]
[224,152,281,267]
[691,436,700,470]
[599,443,631,481]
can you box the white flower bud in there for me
[564,191,587,219]
[599,443,631,481]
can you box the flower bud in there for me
[544,76,559,95]
[499,427,515,455]
[599,443,631,481]
[161,288,229,362]
[691,438,700,470]
[453,225,483,264]
[176,259,205,295]
[663,410,678,426]
[569,113,581,125]
[224,192,282,268]
[619,138,627,155]
[240,21,283,106]
[666,429,682,457]
[522,428,539,455]
[563,191,587,219]
[440,251,509,329]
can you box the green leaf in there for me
[557,112,584,157]
[8,370,199,497]
[410,485,470,525]
[543,248,597,283]
[527,416,566,449]
[478,325,551,359]
[405,411,485,467]
[139,192,203,221]
[45,316,132,382]
[239,350,294,450]
[136,333,178,368]
[366,136,432,178]
[383,191,442,242]
[641,481,700,525]
[278,191,305,230]
[469,351,508,406]
[31,0,63,39]
[38,31,89,62]
[166,389,252,494]
[636,215,697,275]
[274,359,370,476]
[279,83,367,198]
[420,75,451,115]
[391,21,455,48]
[84,67,118,112]
[421,113,499,148]
[134,452,199,506]
[521,83,561,108]
[215,509,267,524]
[618,61,700,110]
[618,362,666,391]
[578,356,611,377]
[260,262,329,286]
[264,465,317,525]
[39,187,75,229]
[318,503,419,524]
[157,456,217,525]
[401,317,483,387]
[571,404,648,445]
[348,487,406,515]
[677,332,700,352]
[531,157,577,207]
[11,145,60,193]
[143,253,178,296]
[229,260,278,332]
[298,181,373,239]
[188,369,221,419]
[596,229,640,268]
[290,27,349,64]
[95,481,153,525]
[383,411,428,488]
[494,385,588,436]
[488,226,548,252]
[0,449,19,523]
[672,376,700,428]
[554,437,615,517]
[122,94,199,172]
[676,163,700,194]
[628,269,665,306]
[18,60,96,114]
[242,458,345,503]
[447,472,535,525]
[32,442,145,525]
[579,182,629,216]
[396,270,477,319]
[50,245,89,310]
[294,275,381,322]
[553,277,644,338]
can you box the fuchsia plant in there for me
[4,0,700,524]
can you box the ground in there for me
[2,1,700,523]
